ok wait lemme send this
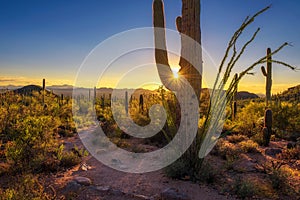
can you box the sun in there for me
[172,67,180,79]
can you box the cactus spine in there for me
[261,48,272,107]
[263,109,272,146]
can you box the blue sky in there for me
[0,0,299,93]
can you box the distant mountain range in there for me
[2,84,299,102]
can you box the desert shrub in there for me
[280,147,300,160]
[214,139,241,161]
[164,159,190,180]
[195,161,217,184]
[233,177,258,199]
[56,144,86,169]
[238,140,259,153]
[59,151,81,168]
[234,102,265,136]
[227,134,248,143]
[250,133,265,146]
[0,174,52,200]
[269,169,290,191]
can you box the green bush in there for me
[0,174,52,200]
[227,134,247,143]
[59,151,81,168]
[233,177,258,199]
[238,140,259,153]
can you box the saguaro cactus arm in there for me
[153,0,175,91]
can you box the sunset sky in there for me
[0,0,299,94]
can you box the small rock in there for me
[132,194,152,200]
[161,188,190,200]
[80,163,92,171]
[265,148,282,157]
[96,186,110,192]
[91,186,110,195]
[287,142,296,149]
[232,155,256,172]
[63,181,81,193]
[110,189,124,196]
[74,176,92,186]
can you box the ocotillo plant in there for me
[263,109,272,146]
[125,91,128,116]
[261,48,272,107]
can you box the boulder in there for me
[265,148,282,157]
[161,188,190,200]
[74,176,92,186]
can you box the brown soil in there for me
[48,128,299,200]
[51,132,237,200]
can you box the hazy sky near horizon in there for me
[0,0,299,93]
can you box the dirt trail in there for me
[54,128,236,200]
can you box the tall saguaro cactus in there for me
[153,0,203,173]
[42,78,45,106]
[153,0,202,101]
[261,48,272,107]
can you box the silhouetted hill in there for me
[275,84,300,102]
[236,91,259,100]
[200,88,259,100]
[13,85,52,96]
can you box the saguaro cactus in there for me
[261,48,272,107]
[153,0,203,172]
[94,87,97,103]
[42,78,45,105]
[153,0,202,101]
[139,94,144,113]
[231,73,238,120]
[125,91,128,116]
[42,78,45,91]
[263,108,272,146]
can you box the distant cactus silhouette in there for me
[93,87,97,104]
[125,91,128,116]
[42,78,45,106]
[139,94,144,113]
[42,79,45,91]
[101,95,105,108]
[232,73,238,120]
[261,48,272,107]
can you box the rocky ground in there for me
[49,128,299,200]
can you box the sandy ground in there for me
[52,128,237,200]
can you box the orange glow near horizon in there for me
[0,74,298,94]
